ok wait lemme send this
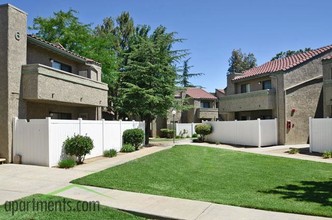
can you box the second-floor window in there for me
[52,60,72,73]
[241,84,250,93]
[262,80,272,90]
[200,101,210,108]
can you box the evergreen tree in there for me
[228,49,257,73]
[177,58,203,87]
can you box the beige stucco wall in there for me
[235,76,271,94]
[22,64,108,107]
[220,89,276,112]
[26,102,98,120]
[0,4,27,161]
[27,43,101,81]
[322,60,332,117]
[282,52,332,144]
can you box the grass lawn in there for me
[0,194,144,220]
[72,145,332,217]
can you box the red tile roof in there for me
[186,88,217,100]
[27,34,101,66]
[322,55,332,61]
[234,45,332,81]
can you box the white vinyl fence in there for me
[175,123,201,137]
[13,117,145,167]
[309,117,332,153]
[205,119,278,147]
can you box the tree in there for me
[271,48,311,61]
[177,58,203,87]
[29,9,93,55]
[120,25,185,145]
[228,49,257,73]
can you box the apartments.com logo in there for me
[4,198,100,216]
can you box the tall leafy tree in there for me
[121,26,184,144]
[177,58,203,87]
[271,48,311,61]
[30,9,93,55]
[228,49,256,73]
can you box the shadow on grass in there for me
[261,180,332,206]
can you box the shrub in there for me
[123,129,144,150]
[192,133,198,138]
[195,124,213,141]
[121,144,135,153]
[64,134,94,164]
[176,135,181,139]
[58,159,76,169]
[160,128,174,138]
[288,148,299,154]
[104,149,117,158]
[322,151,332,159]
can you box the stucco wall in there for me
[282,52,332,144]
[235,76,271,94]
[26,102,98,120]
[322,60,332,117]
[0,4,27,161]
[22,64,108,107]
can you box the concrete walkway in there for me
[53,184,331,220]
[1,141,331,219]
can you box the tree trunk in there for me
[144,116,151,145]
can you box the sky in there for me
[2,0,332,92]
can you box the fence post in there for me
[12,117,19,158]
[102,119,105,152]
[119,120,122,150]
[192,122,195,136]
[274,118,278,145]
[309,117,312,153]
[132,120,135,128]
[46,117,52,167]
[258,118,261,148]
[78,118,82,135]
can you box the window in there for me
[51,60,72,73]
[262,80,272,90]
[200,101,210,108]
[49,112,72,119]
[241,84,250,93]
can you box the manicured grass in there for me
[72,145,332,217]
[0,194,144,220]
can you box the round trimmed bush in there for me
[64,134,94,164]
[123,129,144,150]
[195,124,213,141]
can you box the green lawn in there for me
[0,194,144,220]
[72,145,332,217]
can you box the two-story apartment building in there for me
[182,87,218,123]
[220,45,332,145]
[0,4,108,162]
[322,56,332,117]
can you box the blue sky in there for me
[2,0,331,92]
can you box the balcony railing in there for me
[22,64,108,106]
[220,89,276,112]
[197,108,218,119]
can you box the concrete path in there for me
[53,184,331,220]
[1,141,331,219]
[0,145,170,205]
[187,142,332,164]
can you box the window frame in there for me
[262,80,272,90]
[51,60,72,73]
